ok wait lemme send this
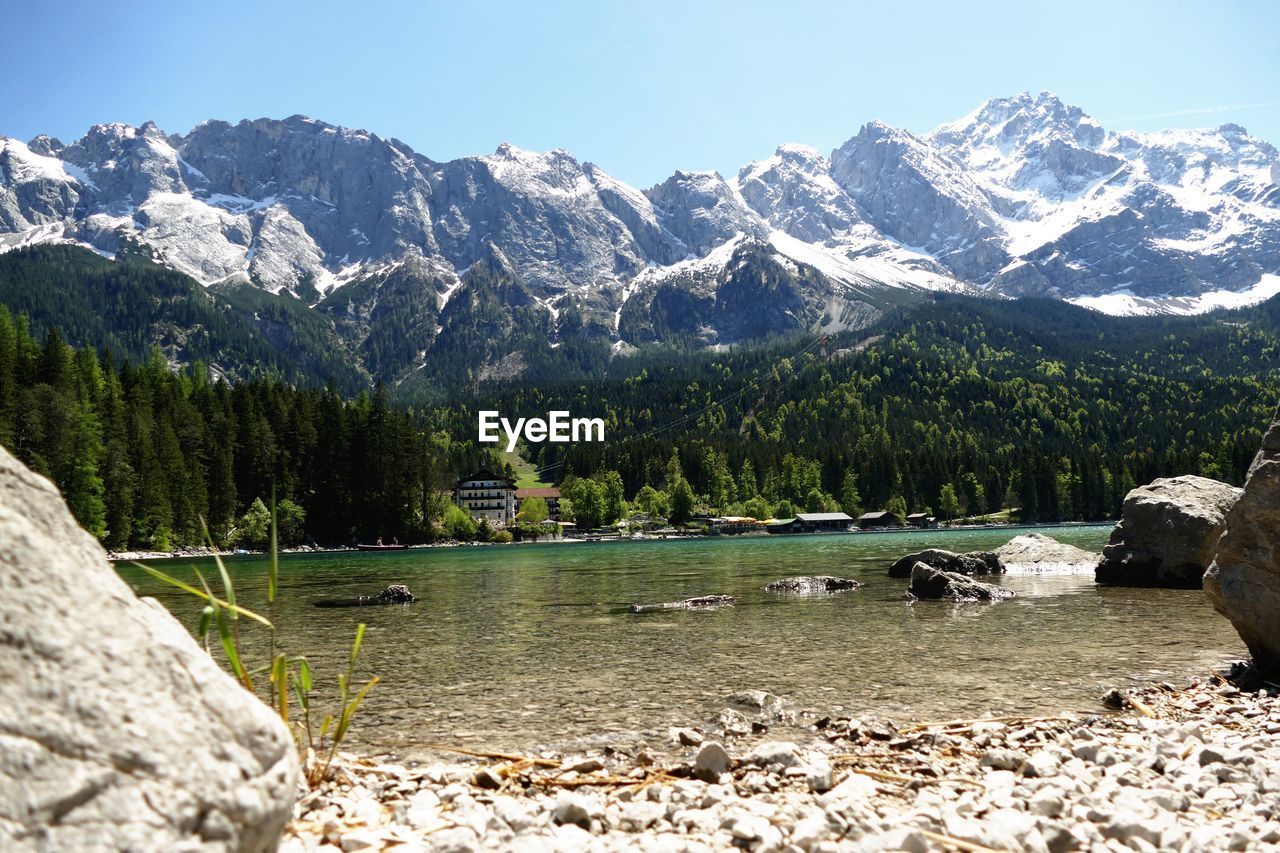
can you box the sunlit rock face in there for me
[0,444,298,851]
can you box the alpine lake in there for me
[117,526,1245,759]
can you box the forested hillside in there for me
[2,269,1278,547]
[0,244,368,392]
[484,295,1280,523]
[0,305,502,549]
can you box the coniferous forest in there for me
[2,247,1279,549]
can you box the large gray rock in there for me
[1205,404,1280,676]
[995,533,1099,573]
[908,562,1015,602]
[0,445,298,851]
[1095,475,1241,587]
[887,548,1002,578]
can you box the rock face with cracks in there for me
[1095,475,1240,587]
[0,444,298,851]
[1206,401,1280,676]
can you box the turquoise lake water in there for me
[117,525,1244,757]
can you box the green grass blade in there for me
[132,563,272,627]
[273,653,289,725]
[293,681,310,712]
[269,483,278,604]
[350,623,366,667]
[209,539,237,619]
[214,606,251,690]
[297,657,312,693]
[334,676,380,743]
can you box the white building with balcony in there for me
[455,470,518,525]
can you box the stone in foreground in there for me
[995,532,1099,572]
[763,575,862,593]
[0,445,298,852]
[628,594,734,613]
[908,562,1015,602]
[1096,475,1241,587]
[692,741,731,782]
[1205,402,1280,676]
[887,548,1002,578]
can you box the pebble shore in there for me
[282,673,1280,852]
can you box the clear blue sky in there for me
[3,0,1277,187]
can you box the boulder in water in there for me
[0,444,298,850]
[908,562,1015,602]
[1205,403,1280,678]
[314,584,416,608]
[995,533,1099,572]
[887,548,1002,578]
[1095,475,1240,587]
[764,575,862,594]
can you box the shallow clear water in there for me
[118,526,1244,757]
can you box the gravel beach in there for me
[281,671,1280,852]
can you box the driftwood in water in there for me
[314,584,416,608]
[628,594,734,614]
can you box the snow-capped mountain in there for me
[2,93,1278,351]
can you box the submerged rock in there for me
[726,690,786,719]
[1096,475,1240,587]
[628,594,734,613]
[908,562,1015,602]
[763,575,862,593]
[1205,403,1280,677]
[888,548,1002,578]
[314,584,416,608]
[995,533,1099,572]
[0,444,298,850]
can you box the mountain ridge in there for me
[2,93,1278,349]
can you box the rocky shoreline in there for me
[106,523,1113,563]
[281,671,1280,852]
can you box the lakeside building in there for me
[708,516,766,534]
[906,512,939,529]
[515,487,561,520]
[857,511,903,530]
[766,511,854,534]
[455,471,517,525]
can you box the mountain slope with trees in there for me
[1,282,1277,547]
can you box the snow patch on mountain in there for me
[1070,273,1280,316]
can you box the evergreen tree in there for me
[669,478,695,525]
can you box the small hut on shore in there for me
[857,511,903,530]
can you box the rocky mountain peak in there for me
[645,169,765,257]
[930,91,1106,158]
[26,135,64,157]
[737,144,865,243]
[2,95,1278,333]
